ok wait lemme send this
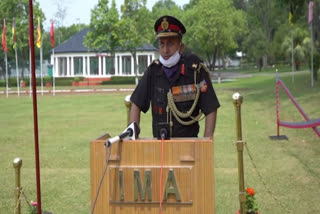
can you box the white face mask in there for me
[159,50,181,68]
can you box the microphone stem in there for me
[119,129,131,139]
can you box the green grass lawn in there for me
[0,71,319,213]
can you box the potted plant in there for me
[236,187,259,214]
[20,80,26,87]
[72,77,81,86]
[28,201,53,214]
[28,201,38,214]
[44,76,52,87]
[245,187,259,214]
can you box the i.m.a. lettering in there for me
[118,169,181,202]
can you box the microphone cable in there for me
[91,145,112,214]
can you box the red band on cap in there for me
[157,24,181,33]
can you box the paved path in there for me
[211,71,253,79]
[0,88,134,95]
[2,71,307,96]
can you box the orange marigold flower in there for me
[246,187,255,196]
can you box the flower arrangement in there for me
[245,187,259,213]
[28,201,38,214]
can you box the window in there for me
[90,56,99,75]
[138,55,148,74]
[58,57,67,76]
[117,56,120,75]
[106,56,115,75]
[122,56,132,75]
[74,57,83,75]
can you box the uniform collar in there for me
[155,55,186,86]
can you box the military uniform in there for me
[130,15,220,138]
[130,53,220,137]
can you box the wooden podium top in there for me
[92,133,213,143]
[90,133,214,214]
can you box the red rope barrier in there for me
[279,120,320,128]
[276,79,320,137]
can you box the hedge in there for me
[102,76,141,85]
[0,76,143,87]
[0,77,78,87]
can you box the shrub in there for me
[73,77,82,82]
[102,76,140,85]
[0,79,5,87]
[44,76,51,84]
[54,77,74,86]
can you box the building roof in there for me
[53,28,157,53]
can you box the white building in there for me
[50,28,158,79]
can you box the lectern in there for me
[90,134,214,214]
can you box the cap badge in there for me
[161,18,169,30]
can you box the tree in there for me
[0,0,45,79]
[152,0,183,19]
[183,0,200,10]
[279,0,308,23]
[243,0,287,69]
[183,0,247,71]
[232,0,247,10]
[117,0,153,84]
[243,29,269,71]
[84,0,120,52]
[281,26,310,70]
[53,0,68,45]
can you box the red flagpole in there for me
[28,0,42,213]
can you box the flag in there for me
[36,17,41,48]
[2,19,7,53]
[50,20,54,48]
[12,18,16,49]
[289,12,293,26]
[308,1,314,23]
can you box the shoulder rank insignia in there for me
[152,59,160,65]
[199,80,208,93]
[192,63,198,69]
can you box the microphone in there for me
[105,122,139,147]
[157,122,170,140]
[159,128,168,140]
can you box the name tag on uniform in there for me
[172,84,197,102]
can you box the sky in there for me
[38,0,191,30]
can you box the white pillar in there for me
[55,57,59,77]
[131,55,134,76]
[147,54,151,66]
[87,56,90,76]
[102,56,106,75]
[71,57,74,77]
[98,56,102,76]
[115,55,118,75]
[83,56,86,76]
[119,55,122,76]
[50,54,54,65]
[67,56,70,77]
